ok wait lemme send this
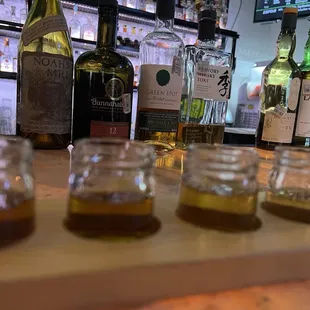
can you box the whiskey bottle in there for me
[17,0,73,149]
[176,9,232,149]
[0,38,13,72]
[256,8,301,150]
[72,0,134,142]
[136,0,184,152]
[293,30,310,146]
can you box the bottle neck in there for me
[32,0,61,15]
[155,17,174,32]
[96,7,117,50]
[197,18,216,46]
[276,28,296,59]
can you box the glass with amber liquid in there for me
[176,145,260,231]
[0,137,35,247]
[65,138,160,239]
[262,147,310,223]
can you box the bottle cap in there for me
[281,7,298,29]
[98,0,118,7]
[283,7,298,15]
[157,0,175,20]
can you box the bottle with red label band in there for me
[293,29,310,147]
[256,8,301,150]
[72,0,134,143]
[17,0,73,149]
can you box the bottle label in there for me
[261,111,295,143]
[0,56,13,72]
[295,79,310,138]
[288,77,301,111]
[90,121,130,138]
[20,52,73,134]
[83,29,95,41]
[138,64,183,110]
[89,81,131,138]
[137,64,182,133]
[193,63,231,101]
[22,15,69,46]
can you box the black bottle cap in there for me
[198,9,217,41]
[98,0,118,8]
[281,7,298,29]
[156,0,175,20]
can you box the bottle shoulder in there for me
[141,30,184,47]
[184,45,231,67]
[75,49,134,72]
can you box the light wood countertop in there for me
[2,147,310,310]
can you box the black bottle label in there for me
[73,71,132,140]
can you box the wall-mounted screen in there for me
[254,0,310,23]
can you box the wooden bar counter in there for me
[1,147,310,310]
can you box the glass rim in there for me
[72,138,155,167]
[74,138,155,151]
[275,146,310,154]
[0,136,32,150]
[188,144,258,157]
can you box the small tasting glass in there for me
[262,147,310,223]
[0,137,35,247]
[65,138,160,239]
[176,144,260,231]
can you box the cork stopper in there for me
[281,7,298,29]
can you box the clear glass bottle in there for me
[82,17,96,41]
[73,0,134,142]
[262,147,310,223]
[0,37,13,72]
[65,138,160,239]
[69,4,81,39]
[145,0,155,13]
[293,30,310,147]
[17,0,73,149]
[0,137,35,247]
[0,0,11,21]
[11,6,20,23]
[176,9,232,149]
[256,8,301,150]
[176,144,260,232]
[185,0,194,21]
[136,0,184,153]
[20,7,27,24]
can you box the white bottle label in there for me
[262,111,295,143]
[295,79,310,138]
[288,77,301,111]
[138,64,183,111]
[83,28,95,41]
[20,52,73,134]
[22,15,69,46]
[193,63,231,101]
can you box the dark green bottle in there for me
[72,0,134,143]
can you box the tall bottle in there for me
[17,0,73,149]
[176,8,232,149]
[72,0,134,142]
[293,30,310,147]
[135,0,184,152]
[256,8,301,150]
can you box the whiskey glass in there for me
[65,138,160,239]
[0,137,35,247]
[176,144,261,231]
[262,147,310,223]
